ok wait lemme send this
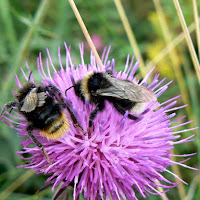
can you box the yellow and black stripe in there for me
[40,112,69,140]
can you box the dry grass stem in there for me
[68,0,104,69]
[153,0,191,122]
[192,0,200,59]
[173,0,200,83]
[153,1,188,199]
[146,21,197,70]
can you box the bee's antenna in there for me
[65,86,74,96]
[28,71,33,82]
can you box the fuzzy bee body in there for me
[70,71,157,128]
[1,81,82,163]
[17,84,69,140]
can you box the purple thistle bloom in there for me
[1,43,198,200]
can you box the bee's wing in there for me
[96,76,157,102]
[37,92,47,107]
[20,87,47,112]
[20,88,38,112]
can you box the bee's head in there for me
[105,70,113,76]
[87,73,105,92]
[88,73,112,94]
[15,83,37,102]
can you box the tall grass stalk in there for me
[113,0,146,77]
[145,20,198,70]
[0,0,17,53]
[192,0,200,59]
[153,0,192,118]
[68,0,104,69]
[0,170,34,200]
[0,1,199,199]
[173,0,200,83]
[1,0,51,101]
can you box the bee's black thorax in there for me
[16,83,63,130]
[23,97,62,130]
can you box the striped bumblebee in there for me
[0,74,82,163]
[66,70,157,128]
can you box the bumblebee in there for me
[0,76,83,163]
[66,70,157,128]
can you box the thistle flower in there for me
[1,43,198,200]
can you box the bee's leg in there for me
[112,102,140,121]
[27,125,52,164]
[61,102,84,132]
[128,113,140,121]
[142,108,150,115]
[44,84,65,102]
[0,101,18,120]
[89,101,105,128]
[43,85,84,132]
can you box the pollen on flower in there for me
[1,42,198,200]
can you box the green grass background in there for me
[0,0,199,199]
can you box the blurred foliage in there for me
[0,0,199,199]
